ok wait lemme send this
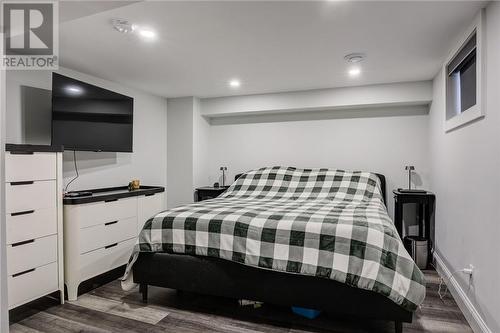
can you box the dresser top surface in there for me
[64,186,165,205]
[6,144,64,153]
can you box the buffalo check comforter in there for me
[123,166,425,311]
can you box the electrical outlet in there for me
[463,264,474,276]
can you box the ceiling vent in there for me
[111,18,135,34]
[344,53,366,63]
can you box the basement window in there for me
[447,33,476,117]
[444,10,484,132]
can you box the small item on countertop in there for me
[128,179,140,191]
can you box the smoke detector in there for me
[344,53,366,63]
[111,18,135,34]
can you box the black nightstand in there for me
[393,189,435,245]
[195,186,229,202]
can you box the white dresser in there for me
[4,144,64,309]
[63,186,165,300]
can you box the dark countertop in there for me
[196,186,230,191]
[393,189,434,196]
[6,143,64,153]
[63,185,165,205]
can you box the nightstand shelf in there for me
[195,186,229,202]
[393,189,435,256]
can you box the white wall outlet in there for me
[463,264,474,276]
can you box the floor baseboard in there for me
[433,253,491,333]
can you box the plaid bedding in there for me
[123,167,425,311]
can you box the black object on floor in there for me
[393,189,435,269]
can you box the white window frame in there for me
[443,8,486,132]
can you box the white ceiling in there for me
[59,1,139,23]
[59,1,486,98]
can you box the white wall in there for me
[208,109,430,219]
[5,68,168,195]
[200,81,433,219]
[428,4,500,333]
[167,96,211,208]
[164,82,431,219]
[193,97,211,188]
[167,97,194,208]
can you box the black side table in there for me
[393,189,435,245]
[195,186,229,202]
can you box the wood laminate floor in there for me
[9,270,472,333]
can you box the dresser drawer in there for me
[6,207,57,245]
[5,152,56,182]
[79,217,137,254]
[6,180,56,214]
[8,262,58,309]
[79,238,136,281]
[138,193,164,233]
[66,197,137,229]
[7,234,57,275]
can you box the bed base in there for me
[133,252,411,333]
[137,284,403,333]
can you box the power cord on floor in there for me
[64,150,79,194]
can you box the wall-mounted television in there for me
[51,73,134,152]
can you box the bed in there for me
[122,167,425,333]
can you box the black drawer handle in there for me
[12,268,35,277]
[104,221,118,226]
[10,181,34,186]
[144,193,155,197]
[11,210,35,217]
[10,151,34,155]
[12,239,35,247]
[105,243,118,249]
[104,199,118,203]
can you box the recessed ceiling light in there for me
[344,53,365,63]
[229,79,241,88]
[64,85,83,95]
[111,19,157,41]
[138,28,156,40]
[348,67,361,77]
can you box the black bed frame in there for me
[133,173,411,333]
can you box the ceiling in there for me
[59,1,139,23]
[58,1,486,98]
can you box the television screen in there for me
[51,73,134,152]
